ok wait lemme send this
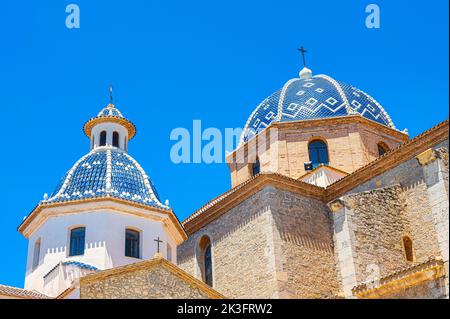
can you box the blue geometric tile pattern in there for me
[63,261,98,271]
[240,74,395,145]
[46,146,166,209]
[97,105,124,118]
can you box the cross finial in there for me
[297,46,308,67]
[154,237,163,253]
[109,84,113,105]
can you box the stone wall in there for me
[80,265,212,299]
[178,187,278,298]
[178,186,340,299]
[269,188,340,298]
[379,277,447,299]
[339,185,411,284]
[332,139,449,297]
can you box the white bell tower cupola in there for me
[83,86,136,153]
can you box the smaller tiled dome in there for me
[45,146,167,209]
[97,104,124,117]
[83,103,136,139]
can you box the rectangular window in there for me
[125,229,140,258]
[69,227,86,256]
[166,243,172,262]
[32,239,41,270]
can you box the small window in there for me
[204,243,213,287]
[197,235,213,287]
[99,131,107,146]
[32,239,41,270]
[125,229,140,258]
[69,227,85,256]
[167,243,172,262]
[252,157,261,176]
[403,236,415,262]
[308,140,329,168]
[112,131,119,147]
[377,142,389,157]
[124,136,127,151]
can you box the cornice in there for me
[18,197,187,243]
[227,115,409,164]
[325,118,449,201]
[83,116,137,140]
[352,257,445,298]
[182,173,325,234]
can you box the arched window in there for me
[99,131,107,146]
[197,236,213,287]
[377,142,389,157]
[403,236,415,262]
[112,131,119,147]
[308,140,329,168]
[69,227,85,256]
[32,238,41,270]
[252,157,261,176]
[125,229,140,258]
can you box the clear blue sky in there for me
[0,0,448,288]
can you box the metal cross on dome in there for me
[297,46,308,67]
[109,84,113,104]
[154,237,163,253]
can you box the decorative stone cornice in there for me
[83,116,137,140]
[182,173,325,234]
[325,119,449,201]
[415,148,437,166]
[79,255,225,299]
[352,257,445,298]
[18,197,187,243]
[230,115,409,163]
[328,198,345,212]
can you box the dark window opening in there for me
[125,229,140,258]
[403,236,414,262]
[204,243,213,287]
[99,131,107,146]
[112,131,119,147]
[69,227,85,256]
[377,143,389,157]
[252,157,261,176]
[308,140,329,169]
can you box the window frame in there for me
[402,236,415,262]
[377,142,390,157]
[69,227,86,257]
[125,228,141,259]
[99,131,107,146]
[32,238,41,270]
[308,139,329,169]
[112,131,120,148]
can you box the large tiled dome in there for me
[45,146,166,209]
[240,71,395,145]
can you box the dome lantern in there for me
[83,86,136,152]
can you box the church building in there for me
[0,61,448,299]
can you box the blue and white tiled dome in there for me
[44,147,167,209]
[240,71,396,145]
